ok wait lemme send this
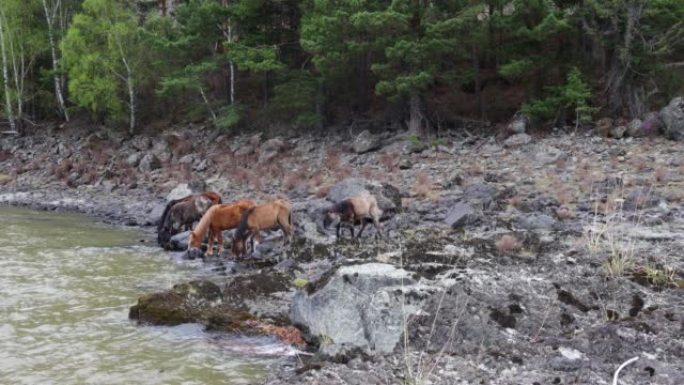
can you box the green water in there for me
[0,207,278,385]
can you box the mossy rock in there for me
[130,292,192,326]
[172,280,222,301]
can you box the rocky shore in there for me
[2,111,684,384]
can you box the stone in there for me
[138,153,161,172]
[151,140,172,163]
[327,178,368,203]
[166,183,193,201]
[626,119,643,137]
[641,112,663,137]
[178,154,194,164]
[130,136,151,151]
[610,125,627,139]
[508,113,528,134]
[352,130,382,154]
[126,152,143,167]
[444,202,477,228]
[234,144,255,157]
[514,213,557,231]
[291,263,437,357]
[660,97,684,141]
[463,183,498,209]
[168,230,190,251]
[259,138,285,163]
[534,145,564,165]
[503,133,531,148]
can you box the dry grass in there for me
[315,185,331,198]
[653,166,670,184]
[325,148,342,171]
[413,171,433,199]
[282,167,309,190]
[507,195,523,208]
[378,151,400,172]
[555,189,573,205]
[555,206,576,220]
[495,234,521,255]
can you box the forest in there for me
[1,0,683,135]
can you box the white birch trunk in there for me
[122,55,135,133]
[228,23,235,105]
[0,10,15,131]
[42,0,69,121]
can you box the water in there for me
[0,207,282,385]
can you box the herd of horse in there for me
[157,191,383,258]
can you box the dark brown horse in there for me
[323,194,383,239]
[157,191,222,248]
[231,199,293,258]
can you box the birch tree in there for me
[42,0,69,121]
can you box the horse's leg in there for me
[216,230,224,257]
[348,222,355,239]
[206,229,214,257]
[336,222,342,239]
[251,231,261,255]
[373,217,383,239]
[357,220,368,239]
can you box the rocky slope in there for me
[1,114,684,384]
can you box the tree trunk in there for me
[408,93,425,137]
[42,0,69,121]
[0,11,15,131]
[120,55,135,133]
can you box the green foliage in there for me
[522,67,598,123]
[61,0,144,124]
[269,71,321,128]
[216,105,241,130]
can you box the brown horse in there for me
[157,192,222,248]
[323,194,383,239]
[188,199,257,257]
[232,199,294,258]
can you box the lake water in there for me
[0,207,282,385]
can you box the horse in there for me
[157,192,222,248]
[323,194,383,239]
[231,199,294,258]
[188,199,257,257]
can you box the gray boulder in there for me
[169,230,190,251]
[131,136,151,151]
[514,213,558,231]
[126,152,143,167]
[660,96,684,141]
[503,133,531,148]
[444,202,478,228]
[259,138,285,163]
[352,130,382,154]
[508,113,528,134]
[626,119,643,137]
[151,140,172,163]
[139,153,161,172]
[463,183,498,209]
[166,183,193,201]
[610,125,627,139]
[291,263,437,357]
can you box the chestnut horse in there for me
[232,199,294,258]
[323,194,383,239]
[188,199,257,257]
[157,191,222,248]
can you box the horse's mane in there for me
[234,206,256,241]
[192,204,220,239]
[332,200,353,215]
[202,191,222,204]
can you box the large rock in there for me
[660,97,684,141]
[444,202,478,228]
[503,133,531,148]
[126,152,143,167]
[352,130,382,154]
[508,113,528,134]
[291,263,437,357]
[166,183,193,201]
[626,118,644,138]
[168,230,190,251]
[151,140,172,163]
[259,138,285,163]
[640,112,663,137]
[139,153,161,172]
[514,213,558,231]
[462,183,499,210]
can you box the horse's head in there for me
[323,209,339,229]
[231,237,246,257]
[188,231,201,250]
